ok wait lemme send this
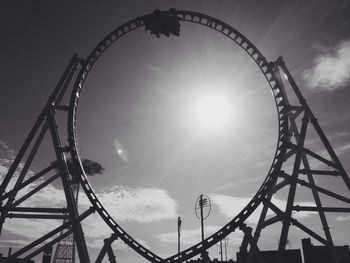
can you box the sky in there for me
[1,1,350,262]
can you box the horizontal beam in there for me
[5,207,67,213]
[280,172,350,204]
[9,207,94,260]
[302,148,335,168]
[293,206,350,213]
[261,215,283,228]
[8,213,68,219]
[299,169,340,176]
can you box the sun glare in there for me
[195,95,232,130]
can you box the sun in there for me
[195,95,232,130]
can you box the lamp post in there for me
[195,194,211,261]
[177,216,182,254]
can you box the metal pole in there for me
[220,240,223,261]
[200,194,204,243]
[177,216,181,254]
[224,238,227,261]
[47,112,90,263]
[199,194,206,261]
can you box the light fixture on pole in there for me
[195,194,211,260]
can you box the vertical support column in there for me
[276,112,309,263]
[47,111,90,263]
[42,245,53,263]
[241,226,266,263]
[95,235,118,263]
[105,239,117,263]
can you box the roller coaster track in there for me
[67,9,289,262]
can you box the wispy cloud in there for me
[158,225,243,246]
[87,234,149,251]
[303,39,350,90]
[334,143,350,156]
[0,140,177,244]
[210,194,316,224]
[0,239,32,248]
[335,215,350,222]
[95,186,177,224]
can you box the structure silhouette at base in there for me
[302,238,350,263]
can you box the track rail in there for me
[67,9,289,262]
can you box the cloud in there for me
[209,194,316,224]
[0,239,33,247]
[0,140,177,244]
[4,218,61,239]
[86,235,149,251]
[335,215,350,222]
[158,225,244,246]
[303,39,350,90]
[158,225,220,245]
[334,143,350,156]
[95,186,177,223]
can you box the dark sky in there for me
[1,1,350,262]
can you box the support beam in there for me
[5,207,67,213]
[293,206,350,213]
[299,169,340,176]
[8,213,68,220]
[260,215,283,229]
[48,110,90,263]
[280,173,350,204]
[240,226,266,263]
[95,234,118,263]
[11,173,60,207]
[0,164,56,202]
[8,208,93,261]
[277,112,309,263]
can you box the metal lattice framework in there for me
[0,9,349,263]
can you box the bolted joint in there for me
[301,115,310,123]
[54,105,70,111]
[276,56,284,65]
[60,146,70,153]
[282,219,291,227]
[78,58,86,65]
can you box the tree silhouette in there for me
[52,158,105,177]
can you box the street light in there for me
[195,194,211,260]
